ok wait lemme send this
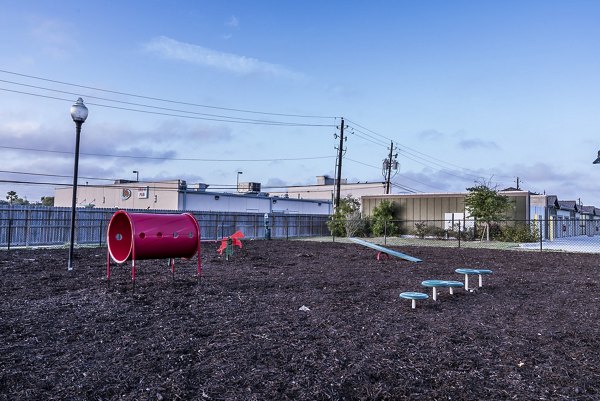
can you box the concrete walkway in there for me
[520,235,600,253]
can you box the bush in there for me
[414,221,428,239]
[500,223,538,243]
[345,212,370,238]
[446,223,475,240]
[371,200,398,237]
[412,222,447,239]
[327,196,364,237]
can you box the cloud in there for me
[325,84,360,98]
[28,17,76,58]
[143,36,305,80]
[458,138,500,150]
[226,16,239,28]
[417,129,444,141]
[0,118,233,178]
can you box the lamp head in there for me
[70,97,88,123]
[594,150,600,164]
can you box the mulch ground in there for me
[1,240,599,400]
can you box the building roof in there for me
[546,195,559,208]
[557,200,578,212]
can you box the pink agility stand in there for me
[106,211,201,287]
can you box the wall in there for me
[56,181,332,215]
[55,180,181,210]
[181,192,332,215]
[269,182,387,201]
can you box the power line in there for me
[0,87,335,127]
[0,145,335,162]
[0,78,334,126]
[345,117,513,181]
[346,125,389,148]
[0,169,115,182]
[345,157,381,170]
[0,69,336,119]
[390,182,420,193]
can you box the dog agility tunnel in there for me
[106,211,201,281]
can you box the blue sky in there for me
[1,1,599,205]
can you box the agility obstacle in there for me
[106,211,201,287]
[349,237,422,262]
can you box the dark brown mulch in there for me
[1,240,599,400]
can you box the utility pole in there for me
[516,177,520,190]
[335,118,345,209]
[385,141,394,194]
[382,141,398,194]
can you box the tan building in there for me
[55,179,182,210]
[54,179,332,214]
[361,190,532,232]
[269,175,388,201]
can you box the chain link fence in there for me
[2,206,600,254]
[326,217,600,253]
[0,205,330,249]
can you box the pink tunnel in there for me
[106,211,201,281]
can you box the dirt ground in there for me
[1,239,599,401]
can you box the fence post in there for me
[384,220,388,245]
[24,209,30,248]
[286,216,289,240]
[7,218,12,250]
[458,221,461,249]
[539,218,543,252]
[99,219,104,247]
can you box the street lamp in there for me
[133,170,139,181]
[236,171,243,192]
[68,97,88,271]
[593,150,600,164]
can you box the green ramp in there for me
[349,238,422,263]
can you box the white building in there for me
[54,179,332,215]
[268,175,388,201]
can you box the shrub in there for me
[371,200,398,236]
[327,196,361,237]
[345,212,370,238]
[500,223,538,243]
[414,221,428,239]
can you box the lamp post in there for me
[68,98,88,271]
[133,170,139,182]
[236,171,243,192]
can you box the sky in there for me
[1,1,599,206]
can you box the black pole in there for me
[335,118,345,209]
[385,141,393,194]
[539,218,543,252]
[68,121,82,271]
[98,218,103,247]
[7,218,12,251]
[458,221,461,249]
[384,219,388,245]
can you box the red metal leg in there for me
[106,249,111,282]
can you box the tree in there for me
[464,183,511,241]
[371,200,398,236]
[41,196,54,207]
[327,195,362,237]
[5,191,29,205]
[6,191,18,203]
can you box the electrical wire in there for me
[0,87,335,127]
[0,145,335,162]
[0,69,337,119]
[345,117,513,181]
[0,78,336,126]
